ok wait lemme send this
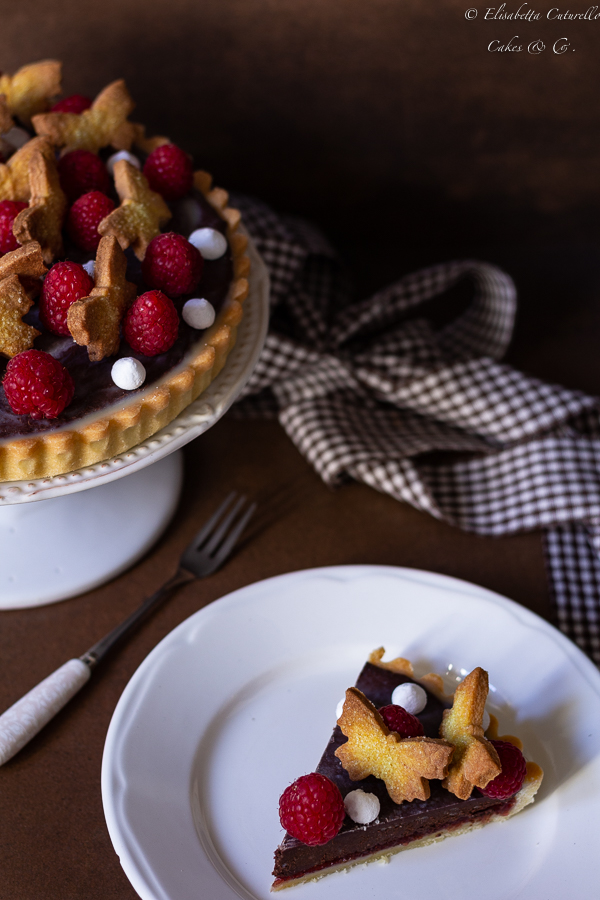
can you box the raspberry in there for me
[123,290,179,356]
[57,150,111,202]
[142,232,203,297]
[67,190,115,251]
[0,200,27,255]
[40,261,94,335]
[379,704,425,738]
[50,94,92,115]
[143,143,193,201]
[279,774,345,846]
[3,349,74,420]
[479,740,527,799]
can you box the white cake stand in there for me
[0,238,270,610]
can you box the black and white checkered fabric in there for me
[234,196,600,665]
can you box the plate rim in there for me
[101,564,600,900]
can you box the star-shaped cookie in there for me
[0,60,62,126]
[98,159,171,260]
[67,234,137,361]
[439,667,501,800]
[0,274,40,358]
[335,688,454,803]
[12,148,67,264]
[31,79,135,153]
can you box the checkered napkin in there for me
[234,196,600,666]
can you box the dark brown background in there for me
[1,2,599,897]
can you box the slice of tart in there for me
[272,648,543,890]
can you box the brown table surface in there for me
[0,413,552,899]
[2,2,600,893]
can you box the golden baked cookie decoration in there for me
[335,687,454,803]
[0,60,62,126]
[67,234,137,361]
[32,79,136,153]
[98,159,171,259]
[439,667,502,800]
[0,135,55,203]
[12,147,67,263]
[0,242,47,358]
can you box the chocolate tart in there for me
[272,652,543,890]
[0,172,249,481]
[0,67,251,482]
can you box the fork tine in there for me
[203,494,248,556]
[190,491,237,550]
[211,501,257,567]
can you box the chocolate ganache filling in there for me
[273,663,515,884]
[0,188,233,438]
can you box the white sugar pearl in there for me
[111,357,146,390]
[106,150,141,176]
[83,260,95,279]
[188,227,227,260]
[182,297,215,330]
[482,708,491,732]
[344,790,380,825]
[336,698,345,720]
[391,682,427,715]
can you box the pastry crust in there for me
[271,761,544,891]
[0,174,250,481]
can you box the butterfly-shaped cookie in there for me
[0,274,40,358]
[0,136,55,203]
[439,667,501,800]
[12,148,67,264]
[32,79,136,153]
[0,242,47,357]
[67,234,137,361]
[0,60,62,126]
[0,242,47,282]
[98,159,171,260]
[335,688,453,803]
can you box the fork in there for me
[0,491,256,766]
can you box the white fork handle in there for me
[0,659,90,765]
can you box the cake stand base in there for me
[0,452,183,610]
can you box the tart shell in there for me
[0,171,251,482]
[271,760,544,890]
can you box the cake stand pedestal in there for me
[0,453,183,609]
[0,235,269,610]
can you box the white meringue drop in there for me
[106,150,141,176]
[111,357,146,390]
[182,297,215,330]
[336,698,345,720]
[83,260,96,279]
[344,790,380,825]
[188,227,227,260]
[390,682,427,715]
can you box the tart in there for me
[272,649,543,889]
[0,61,250,481]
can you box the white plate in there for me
[102,565,600,900]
